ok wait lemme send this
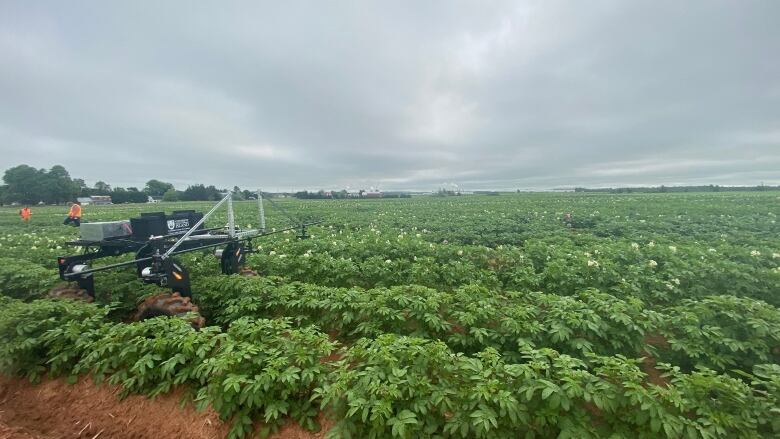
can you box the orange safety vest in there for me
[20,208,31,220]
[69,204,82,218]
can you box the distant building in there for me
[147,196,162,203]
[76,196,112,205]
[365,191,383,198]
[91,196,113,205]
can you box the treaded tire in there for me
[47,284,94,303]
[132,292,205,329]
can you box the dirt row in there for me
[0,376,329,439]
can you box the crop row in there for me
[0,296,333,439]
[194,276,780,373]
[239,233,780,306]
[2,296,779,439]
[3,253,779,374]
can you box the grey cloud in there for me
[0,0,778,191]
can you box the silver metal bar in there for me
[258,189,266,232]
[227,193,235,238]
[235,230,262,239]
[162,192,232,259]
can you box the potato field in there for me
[1,192,780,439]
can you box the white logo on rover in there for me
[167,220,176,230]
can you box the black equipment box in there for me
[130,211,204,239]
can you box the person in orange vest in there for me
[64,201,82,226]
[19,206,32,223]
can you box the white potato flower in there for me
[750,250,761,257]
[631,243,640,250]
[668,246,677,253]
[587,260,599,268]
[648,260,658,268]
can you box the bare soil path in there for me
[0,376,328,439]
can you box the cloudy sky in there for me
[1,1,778,191]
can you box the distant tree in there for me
[232,186,245,200]
[43,165,79,203]
[144,179,175,196]
[181,184,223,201]
[182,184,208,201]
[93,181,111,194]
[126,187,147,203]
[110,187,127,203]
[1,164,78,204]
[2,164,44,204]
[162,188,180,202]
[110,187,147,203]
[241,189,254,199]
[73,178,92,197]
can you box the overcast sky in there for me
[1,1,778,191]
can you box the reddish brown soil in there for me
[0,375,330,439]
[447,321,465,335]
[639,350,670,387]
[640,334,671,387]
[643,334,670,349]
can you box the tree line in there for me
[293,190,411,199]
[0,164,255,205]
[573,184,780,193]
